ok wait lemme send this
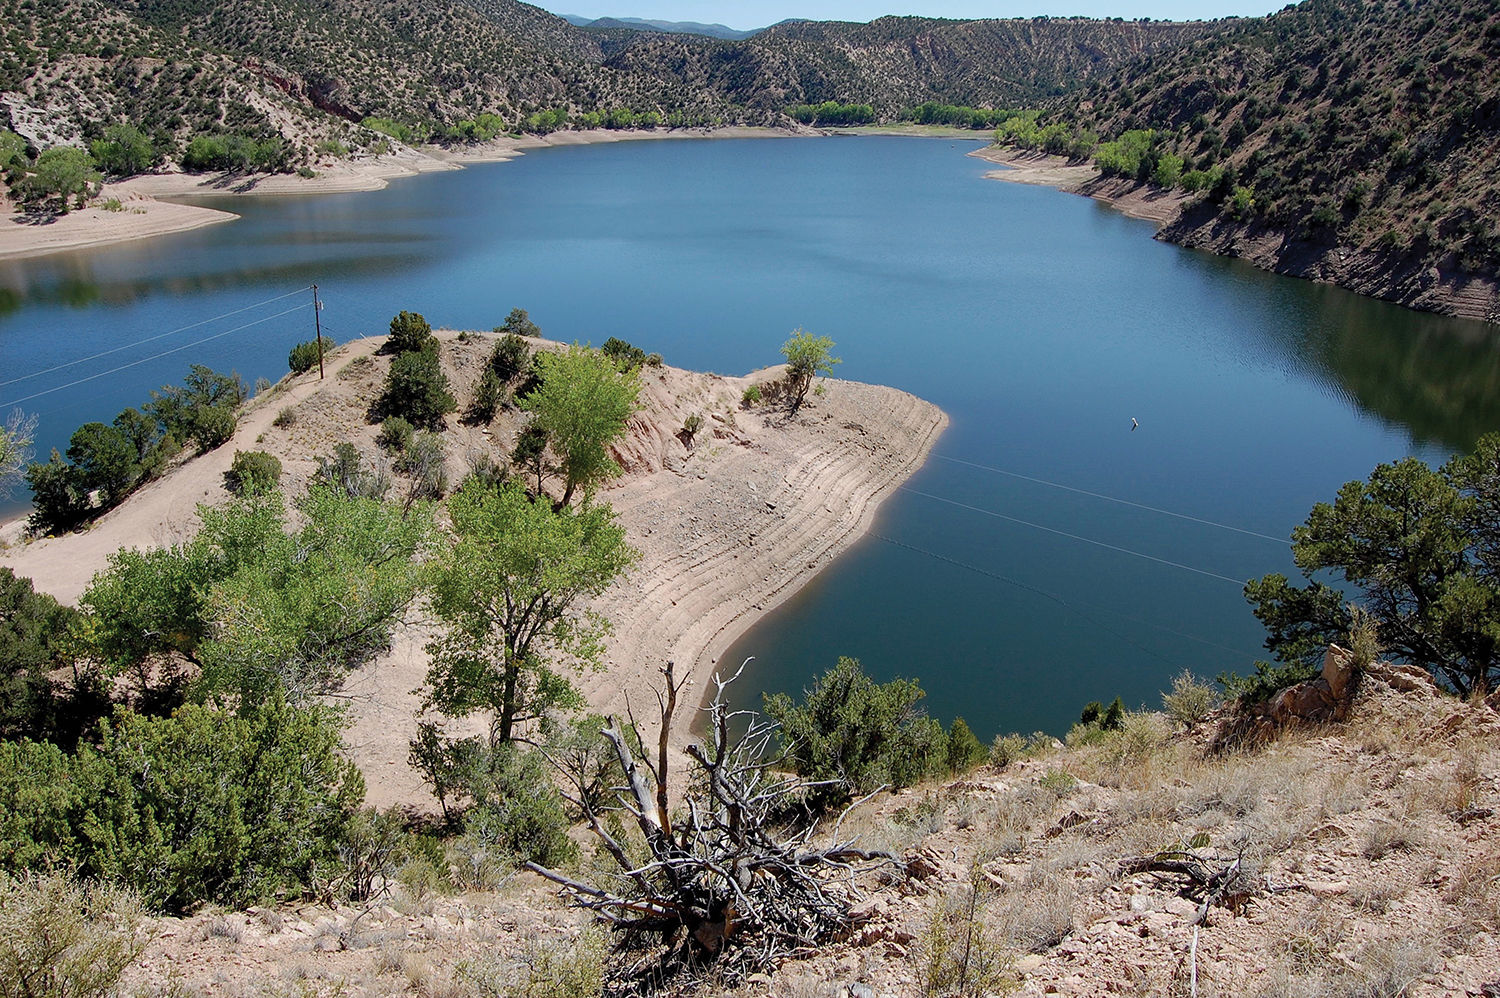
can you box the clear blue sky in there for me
[550,0,1284,31]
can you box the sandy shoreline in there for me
[0,127,810,262]
[0,332,946,809]
[970,146,1193,227]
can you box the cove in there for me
[2,135,1497,737]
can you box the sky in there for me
[550,0,1285,31]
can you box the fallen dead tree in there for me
[528,661,900,991]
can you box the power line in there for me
[934,454,1288,545]
[872,531,1252,660]
[898,485,1248,587]
[0,302,309,410]
[0,286,313,389]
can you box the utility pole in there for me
[312,284,325,379]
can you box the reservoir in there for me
[2,136,1495,736]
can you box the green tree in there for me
[24,452,89,536]
[511,423,553,495]
[521,345,641,507]
[373,349,456,429]
[420,479,636,744]
[16,148,100,212]
[0,130,27,171]
[89,124,155,176]
[382,310,435,355]
[146,364,246,453]
[65,422,138,508]
[780,328,840,412]
[763,656,943,808]
[488,332,532,382]
[1245,434,1500,697]
[0,568,84,743]
[498,308,540,340]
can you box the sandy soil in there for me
[970,147,1194,228]
[0,128,805,262]
[0,331,945,811]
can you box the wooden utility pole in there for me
[312,284,325,379]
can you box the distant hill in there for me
[0,0,1205,167]
[1022,0,1500,317]
[562,14,761,40]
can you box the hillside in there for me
[0,0,1206,168]
[1027,0,1500,318]
[110,653,1500,996]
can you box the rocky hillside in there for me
[1047,0,1500,317]
[0,0,1206,166]
[111,651,1500,997]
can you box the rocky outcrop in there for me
[1212,644,1360,749]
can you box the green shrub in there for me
[462,743,576,868]
[381,310,435,356]
[600,337,646,370]
[1216,659,1318,705]
[89,124,155,177]
[147,365,246,454]
[272,407,297,428]
[226,450,282,495]
[1161,670,1220,727]
[288,338,332,375]
[497,307,540,340]
[0,569,85,744]
[24,453,89,536]
[376,417,415,454]
[488,332,532,382]
[740,384,762,407]
[372,350,455,429]
[945,717,986,775]
[317,442,390,500]
[0,699,364,913]
[763,656,944,808]
[0,872,146,998]
[988,732,1037,769]
[467,369,505,425]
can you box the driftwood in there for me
[529,660,899,989]
[1118,848,1256,925]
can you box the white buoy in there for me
[1131,417,1139,431]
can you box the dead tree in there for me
[528,660,898,988]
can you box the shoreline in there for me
[0,127,811,263]
[0,333,947,808]
[971,145,1500,323]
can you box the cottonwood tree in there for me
[780,328,840,412]
[420,478,636,744]
[1246,433,1500,697]
[521,344,640,507]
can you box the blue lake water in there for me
[3,135,1497,736]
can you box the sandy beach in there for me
[970,145,1193,227]
[0,331,946,809]
[0,127,809,262]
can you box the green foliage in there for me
[0,569,86,745]
[458,741,577,867]
[377,417,415,454]
[13,148,100,212]
[1161,670,1220,726]
[511,423,553,495]
[521,345,642,507]
[318,442,390,499]
[467,369,506,425]
[146,364,246,453]
[787,101,877,126]
[81,487,427,703]
[1244,433,1500,697]
[24,451,89,536]
[600,336,647,370]
[989,731,1047,768]
[226,449,281,495]
[780,328,840,412]
[1094,128,1155,179]
[382,310,435,356]
[65,422,138,508]
[740,384,762,407]
[763,656,944,808]
[89,124,156,176]
[421,479,636,743]
[1216,659,1319,705]
[498,307,541,340]
[902,102,1016,128]
[0,130,27,171]
[488,330,533,381]
[944,717,986,775]
[0,872,146,998]
[373,349,456,430]
[180,132,289,173]
[520,107,570,134]
[288,338,331,374]
[1152,150,1185,188]
[361,117,422,144]
[0,698,363,913]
